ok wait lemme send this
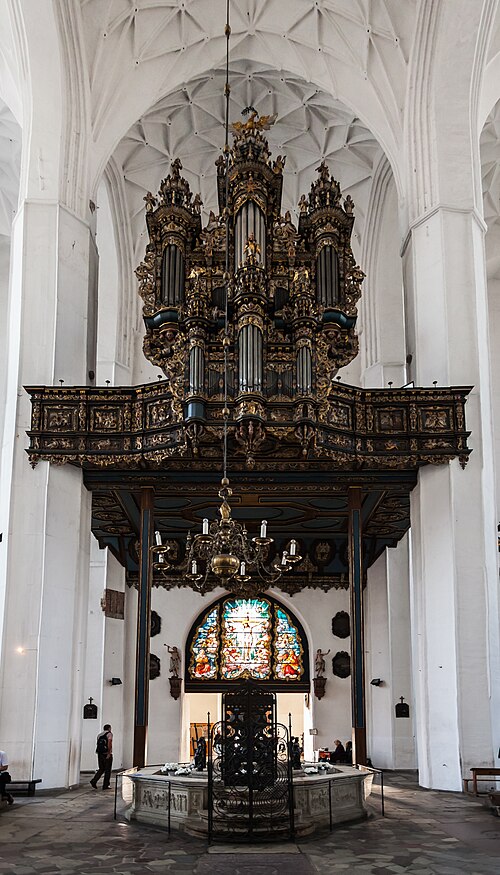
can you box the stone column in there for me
[0,0,95,787]
[0,200,94,788]
[403,206,500,789]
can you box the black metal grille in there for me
[208,682,294,841]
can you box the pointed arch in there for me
[185,593,310,692]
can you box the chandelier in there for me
[151,2,301,595]
[153,478,301,594]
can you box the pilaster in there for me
[403,206,500,789]
[0,199,94,787]
[365,535,415,769]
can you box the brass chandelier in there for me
[153,478,301,593]
[183,479,300,590]
[152,1,301,594]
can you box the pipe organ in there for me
[162,244,185,306]
[136,112,364,454]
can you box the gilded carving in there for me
[43,407,76,431]
[421,409,449,430]
[92,409,121,431]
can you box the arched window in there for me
[185,595,310,691]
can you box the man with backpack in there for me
[90,724,113,790]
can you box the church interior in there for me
[1,0,500,849]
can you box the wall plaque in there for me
[395,696,410,718]
[332,611,350,638]
[332,651,350,678]
[151,610,161,637]
[150,653,161,680]
[102,588,125,619]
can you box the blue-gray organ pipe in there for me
[297,346,312,395]
[317,245,339,307]
[189,344,204,394]
[238,324,263,393]
[162,244,185,306]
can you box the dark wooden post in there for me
[348,486,367,765]
[133,487,154,767]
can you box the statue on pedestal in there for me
[315,648,330,677]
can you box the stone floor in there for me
[0,771,499,874]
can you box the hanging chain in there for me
[222,0,231,486]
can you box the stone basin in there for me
[125,764,371,837]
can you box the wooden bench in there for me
[9,779,42,797]
[463,768,500,796]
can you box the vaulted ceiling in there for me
[114,62,380,262]
[81,0,417,136]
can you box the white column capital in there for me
[401,204,487,258]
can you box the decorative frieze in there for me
[26,383,471,472]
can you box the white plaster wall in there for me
[364,536,415,770]
[101,553,126,770]
[81,543,126,773]
[81,538,106,772]
[123,584,137,768]
[146,585,224,767]
[96,180,132,387]
[0,234,11,445]
[488,276,500,516]
[360,161,406,389]
[364,552,392,765]
[0,233,11,661]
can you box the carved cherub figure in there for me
[273,155,285,174]
[343,194,355,215]
[316,161,330,181]
[171,157,183,178]
[298,193,308,213]
[315,648,330,677]
[143,191,157,212]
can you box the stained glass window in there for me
[273,606,303,680]
[221,598,272,680]
[188,596,307,686]
[189,606,219,680]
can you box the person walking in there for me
[90,724,113,790]
[0,750,14,804]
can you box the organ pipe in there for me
[162,244,185,306]
[189,344,204,394]
[238,324,263,393]
[316,245,339,307]
[296,345,312,395]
